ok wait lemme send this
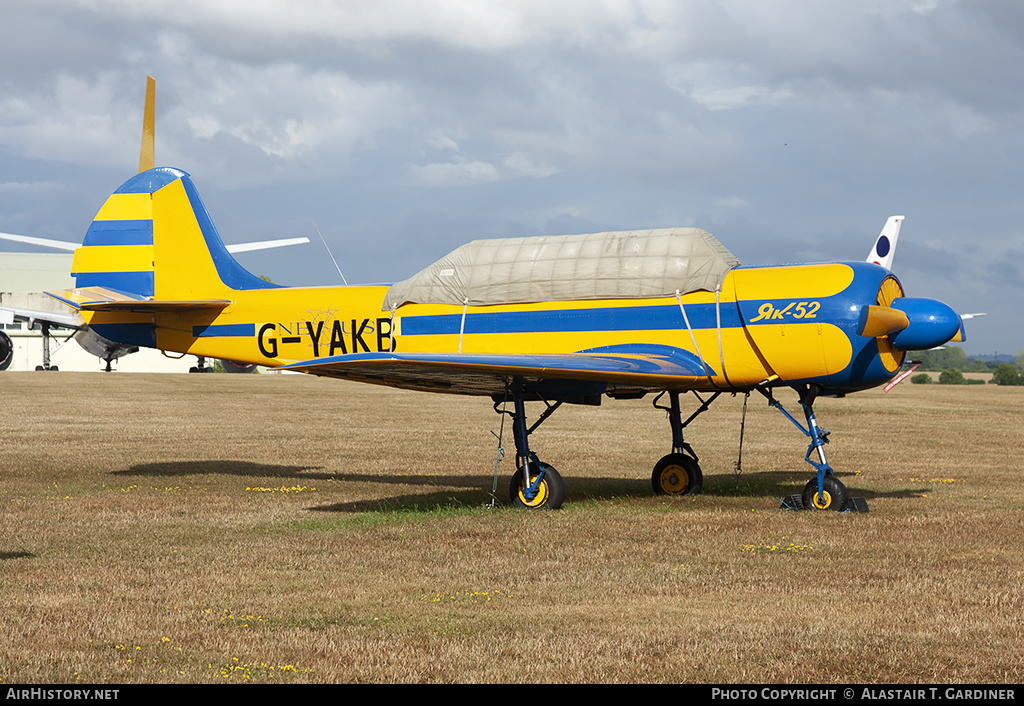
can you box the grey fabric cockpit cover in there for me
[381,228,741,310]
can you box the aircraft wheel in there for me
[0,331,12,371]
[220,359,257,373]
[510,462,564,510]
[802,476,849,511]
[652,453,703,496]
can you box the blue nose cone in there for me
[889,298,963,350]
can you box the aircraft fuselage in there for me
[81,259,946,397]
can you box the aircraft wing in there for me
[1,230,308,254]
[277,344,714,397]
[0,305,82,330]
[224,237,310,253]
[0,232,78,251]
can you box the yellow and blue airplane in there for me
[45,164,964,512]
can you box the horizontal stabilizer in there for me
[46,287,229,312]
[278,345,713,397]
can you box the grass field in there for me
[1,371,1022,684]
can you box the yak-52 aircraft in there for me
[43,161,965,511]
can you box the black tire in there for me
[509,462,565,510]
[0,331,12,371]
[802,476,849,511]
[652,453,703,495]
[220,359,257,373]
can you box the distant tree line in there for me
[909,346,1024,386]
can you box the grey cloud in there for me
[1,0,1022,353]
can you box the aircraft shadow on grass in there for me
[117,460,327,478]
[307,469,931,513]
[114,462,926,513]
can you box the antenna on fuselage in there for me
[313,221,348,285]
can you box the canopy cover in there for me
[382,228,741,310]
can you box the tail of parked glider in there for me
[866,215,903,270]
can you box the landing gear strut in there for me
[650,390,718,496]
[33,322,59,371]
[494,377,566,510]
[759,384,855,512]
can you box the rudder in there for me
[72,167,279,300]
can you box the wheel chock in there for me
[778,495,869,513]
[779,494,805,510]
[844,496,869,513]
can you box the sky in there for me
[1,0,1022,356]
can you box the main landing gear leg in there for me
[499,377,565,510]
[651,390,718,496]
[34,322,59,371]
[759,384,852,512]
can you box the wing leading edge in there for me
[278,344,715,398]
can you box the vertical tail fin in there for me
[71,168,279,300]
[866,215,903,270]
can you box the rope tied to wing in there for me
[389,304,397,352]
[676,289,717,388]
[487,380,510,509]
[459,298,469,353]
[735,391,749,490]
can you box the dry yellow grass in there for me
[1,372,1022,683]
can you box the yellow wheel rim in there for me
[811,490,833,510]
[517,477,549,508]
[659,465,689,495]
